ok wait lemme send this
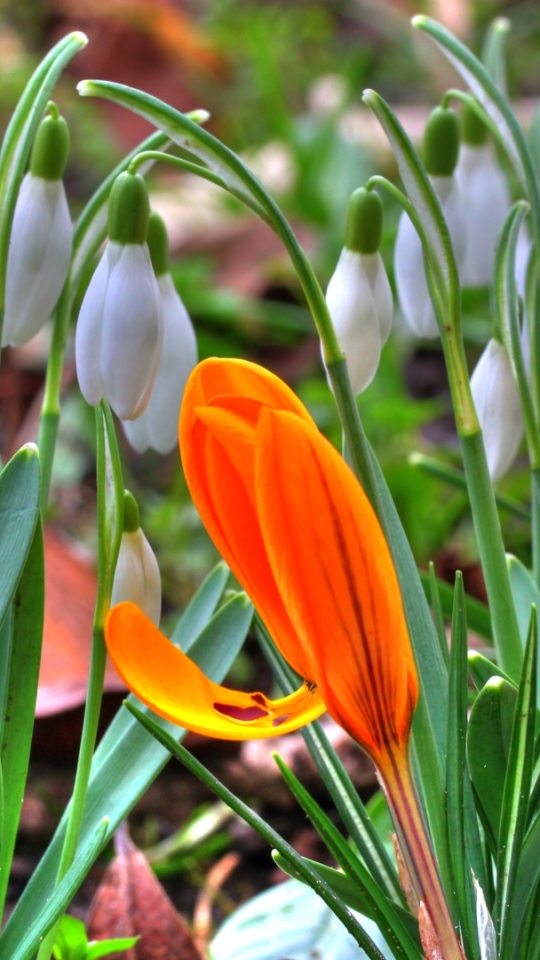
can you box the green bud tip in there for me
[344,188,383,254]
[423,106,460,177]
[462,102,488,146]
[123,491,140,533]
[147,211,169,277]
[108,172,150,245]
[29,106,70,181]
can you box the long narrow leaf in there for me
[0,445,40,630]
[125,703,389,960]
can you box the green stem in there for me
[37,280,71,510]
[532,471,540,589]
[460,432,522,679]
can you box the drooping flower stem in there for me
[379,747,464,960]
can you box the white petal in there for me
[3,175,72,347]
[515,224,531,302]
[455,145,510,287]
[394,210,439,338]
[75,242,121,406]
[361,252,393,345]
[431,175,468,272]
[111,529,162,626]
[325,248,381,393]
[471,339,523,482]
[123,273,197,454]
[100,243,163,420]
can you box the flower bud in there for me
[455,105,510,288]
[122,213,198,454]
[324,189,392,394]
[111,491,161,626]
[75,172,163,420]
[470,338,523,482]
[394,108,466,339]
[2,105,72,348]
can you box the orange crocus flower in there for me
[105,357,418,765]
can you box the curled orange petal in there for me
[105,602,325,739]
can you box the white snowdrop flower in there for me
[395,107,467,339]
[515,223,531,302]
[75,172,163,420]
[2,107,72,348]
[122,213,198,454]
[471,338,524,482]
[111,491,162,627]
[455,103,511,288]
[324,188,392,394]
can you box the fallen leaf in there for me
[36,527,124,717]
[86,823,204,960]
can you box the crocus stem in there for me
[37,278,71,510]
[380,747,463,960]
[460,431,523,680]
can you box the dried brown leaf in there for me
[418,902,444,960]
[86,824,203,960]
[392,833,420,916]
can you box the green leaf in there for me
[507,555,540,649]
[169,561,229,648]
[420,570,493,643]
[0,521,45,914]
[124,703,389,960]
[445,574,481,958]
[508,809,540,956]
[411,452,530,521]
[95,402,124,613]
[482,17,510,94]
[255,615,403,905]
[53,915,87,960]
[271,853,419,944]
[10,818,109,960]
[468,651,515,691]
[496,608,537,958]
[0,32,87,320]
[210,879,392,960]
[273,755,421,960]
[86,937,139,959]
[467,676,517,848]
[0,445,40,630]
[428,562,449,667]
[0,592,252,956]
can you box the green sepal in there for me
[423,106,460,177]
[29,108,70,180]
[122,490,140,533]
[467,676,516,849]
[462,102,488,146]
[108,171,149,245]
[147,210,169,276]
[344,188,383,254]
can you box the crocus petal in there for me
[394,176,466,339]
[75,242,122,407]
[122,274,198,454]
[455,144,510,288]
[471,338,523,482]
[111,529,162,626]
[105,602,325,739]
[325,248,381,393]
[3,174,72,347]
[180,358,315,679]
[100,243,163,419]
[255,407,418,761]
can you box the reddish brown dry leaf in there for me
[418,902,445,960]
[86,824,204,960]
[36,527,125,717]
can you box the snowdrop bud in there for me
[111,490,162,626]
[394,107,466,339]
[325,189,392,394]
[122,212,198,454]
[75,172,163,420]
[470,338,524,482]
[3,105,72,347]
[455,104,511,288]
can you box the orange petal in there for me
[180,359,315,680]
[105,602,325,740]
[254,408,418,761]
